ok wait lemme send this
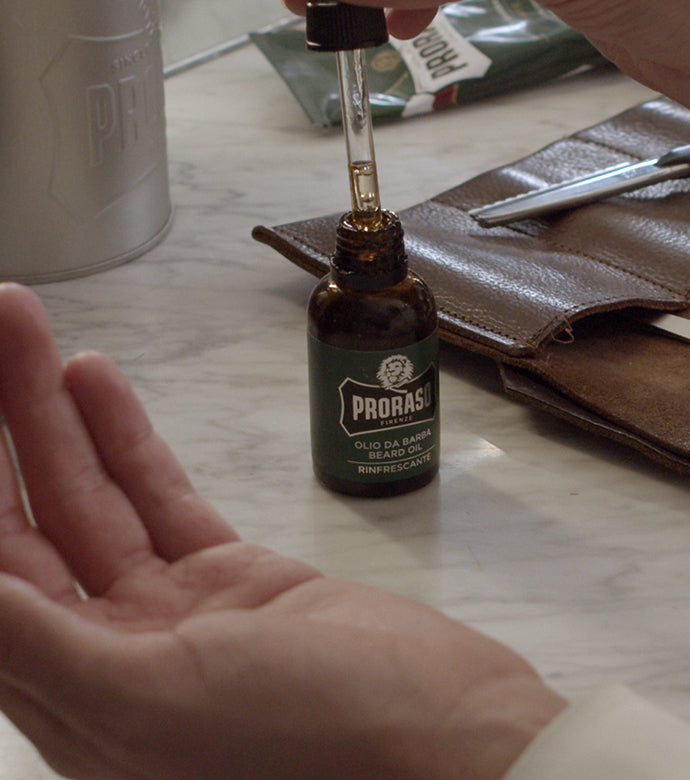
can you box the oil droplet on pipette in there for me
[348,160,382,229]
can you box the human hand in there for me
[283,0,690,107]
[282,0,438,41]
[0,283,566,779]
[540,0,690,107]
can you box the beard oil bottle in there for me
[305,1,440,496]
[307,211,440,497]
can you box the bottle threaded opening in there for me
[331,210,407,289]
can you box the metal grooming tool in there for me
[469,144,690,227]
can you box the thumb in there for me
[0,575,126,777]
[0,574,108,709]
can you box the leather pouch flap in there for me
[252,97,690,474]
[254,97,690,358]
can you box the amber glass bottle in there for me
[308,210,440,497]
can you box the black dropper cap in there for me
[305,1,388,51]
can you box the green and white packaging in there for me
[250,0,610,126]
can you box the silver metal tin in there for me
[0,0,172,283]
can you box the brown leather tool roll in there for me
[253,97,690,474]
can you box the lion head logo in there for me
[376,355,414,390]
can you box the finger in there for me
[0,283,155,595]
[0,425,79,602]
[386,8,438,39]
[0,574,129,720]
[64,350,239,560]
[0,682,105,780]
[282,0,440,38]
[340,0,441,8]
[0,573,205,780]
[282,0,306,17]
[0,575,130,778]
[539,0,626,32]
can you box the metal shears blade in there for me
[469,144,690,228]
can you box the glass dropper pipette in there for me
[305,2,388,228]
[336,47,382,228]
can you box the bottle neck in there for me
[330,210,408,291]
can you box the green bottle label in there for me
[308,331,440,484]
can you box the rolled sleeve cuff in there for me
[504,684,690,780]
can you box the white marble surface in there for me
[159,0,288,70]
[3,39,690,779]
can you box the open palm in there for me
[0,284,563,779]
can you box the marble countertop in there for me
[2,37,689,778]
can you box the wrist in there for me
[432,672,567,780]
[379,670,567,780]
